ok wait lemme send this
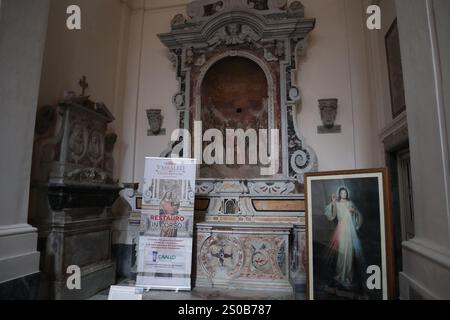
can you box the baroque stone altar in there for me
[157,0,317,293]
[29,96,121,299]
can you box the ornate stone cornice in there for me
[121,0,190,11]
[159,5,315,49]
[379,110,408,143]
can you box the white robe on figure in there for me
[324,200,363,288]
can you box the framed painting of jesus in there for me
[305,169,395,300]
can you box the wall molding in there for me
[402,237,450,270]
[0,224,40,284]
[426,0,450,237]
[379,110,407,142]
[0,224,37,237]
[400,238,450,300]
[399,272,438,300]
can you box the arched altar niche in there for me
[199,55,275,179]
[158,0,318,293]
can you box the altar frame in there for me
[156,0,319,293]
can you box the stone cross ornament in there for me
[79,75,89,96]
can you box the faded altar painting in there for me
[200,56,269,179]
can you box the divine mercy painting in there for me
[305,169,394,300]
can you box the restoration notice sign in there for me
[136,157,197,291]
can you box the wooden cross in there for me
[78,75,88,96]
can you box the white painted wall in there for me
[119,5,184,183]
[38,0,130,179]
[297,0,376,171]
[395,0,450,300]
[0,0,49,284]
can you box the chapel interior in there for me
[1,0,450,300]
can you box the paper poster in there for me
[136,157,196,291]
